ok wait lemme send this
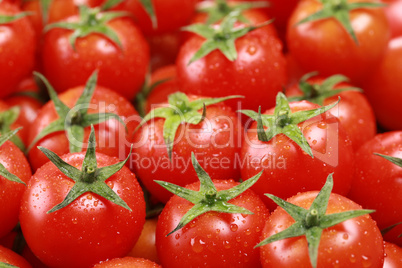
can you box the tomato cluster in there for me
[0,0,401,267]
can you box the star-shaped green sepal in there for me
[155,152,263,236]
[182,10,273,64]
[0,128,26,185]
[239,92,339,157]
[0,106,25,151]
[27,71,126,154]
[296,0,386,44]
[197,0,269,25]
[40,125,133,213]
[287,72,361,105]
[255,173,374,268]
[136,92,242,160]
[44,3,130,51]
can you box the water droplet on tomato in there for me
[230,224,238,232]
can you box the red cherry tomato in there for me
[384,242,402,268]
[94,257,161,268]
[156,179,269,267]
[0,245,32,268]
[348,131,402,246]
[385,0,402,38]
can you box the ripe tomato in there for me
[94,257,161,268]
[285,74,376,151]
[41,12,149,101]
[113,0,198,35]
[132,94,242,203]
[20,151,146,268]
[384,242,402,268]
[287,0,390,84]
[0,133,31,239]
[0,245,32,268]
[144,65,180,113]
[22,0,103,44]
[240,100,354,211]
[385,0,402,38]
[156,179,269,268]
[363,36,402,130]
[177,17,286,113]
[259,191,384,267]
[28,84,139,171]
[147,31,182,71]
[348,131,402,246]
[128,218,159,264]
[0,2,35,99]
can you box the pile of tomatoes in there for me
[0,0,401,267]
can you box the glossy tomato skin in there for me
[128,218,159,264]
[114,0,197,35]
[94,257,161,268]
[286,77,376,151]
[287,0,390,84]
[385,0,402,38]
[348,131,402,246]
[28,85,140,171]
[260,191,384,267]
[177,22,286,113]
[132,99,242,204]
[19,152,146,268]
[41,15,149,101]
[156,180,269,268]
[0,2,35,99]
[0,140,31,239]
[0,245,32,268]
[363,37,402,130]
[241,101,354,211]
[384,242,402,268]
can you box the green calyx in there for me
[0,128,26,185]
[0,263,18,268]
[27,71,126,154]
[255,173,374,268]
[381,222,402,238]
[239,92,339,158]
[0,11,31,25]
[0,107,25,151]
[155,152,263,236]
[287,72,361,105]
[136,92,242,160]
[183,10,273,64]
[375,153,402,168]
[296,0,385,44]
[40,125,132,214]
[197,0,269,25]
[44,4,129,51]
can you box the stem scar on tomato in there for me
[27,71,126,154]
[239,92,339,157]
[135,92,243,160]
[255,173,374,268]
[38,125,133,214]
[295,0,386,44]
[182,10,274,64]
[155,152,263,236]
[0,128,26,185]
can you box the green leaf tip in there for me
[0,128,26,185]
[43,125,132,214]
[155,152,263,236]
[28,71,126,154]
[374,153,402,168]
[256,173,374,268]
